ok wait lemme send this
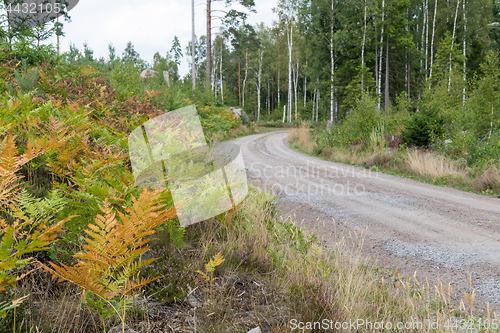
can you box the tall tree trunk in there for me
[449,0,461,91]
[304,58,307,107]
[385,35,389,111]
[375,20,379,98]
[293,62,299,120]
[192,0,196,90]
[425,0,429,77]
[206,0,211,85]
[268,81,270,115]
[238,61,241,105]
[463,0,467,106]
[429,0,438,81]
[242,50,248,107]
[317,89,320,122]
[361,0,367,90]
[220,43,224,103]
[378,0,385,111]
[283,105,286,122]
[256,50,263,121]
[330,0,335,121]
[288,22,293,123]
[278,69,280,110]
[272,78,274,113]
[213,46,217,93]
[490,96,494,140]
[312,86,316,121]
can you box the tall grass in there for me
[405,150,468,178]
[288,123,317,154]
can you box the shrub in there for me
[402,105,444,147]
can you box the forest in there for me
[0,0,499,331]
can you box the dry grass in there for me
[191,187,499,332]
[4,186,499,332]
[288,124,317,154]
[405,150,468,179]
[473,164,500,193]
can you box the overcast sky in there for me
[44,0,276,76]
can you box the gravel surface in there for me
[231,130,500,314]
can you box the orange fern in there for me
[38,189,178,329]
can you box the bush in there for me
[108,61,143,101]
[402,105,444,147]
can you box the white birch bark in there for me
[429,0,437,80]
[462,0,467,106]
[242,50,248,107]
[256,49,263,121]
[268,81,271,114]
[312,86,316,121]
[361,0,367,90]
[449,0,461,91]
[293,62,299,120]
[317,89,320,122]
[220,44,224,103]
[330,0,335,121]
[288,22,293,123]
[304,58,307,108]
[378,0,385,111]
[425,0,429,76]
[278,68,280,109]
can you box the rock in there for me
[228,107,251,124]
[229,107,243,119]
[185,293,202,308]
[139,69,158,79]
[108,323,138,333]
[247,328,261,333]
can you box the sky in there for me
[44,0,277,77]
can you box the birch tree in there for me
[449,0,461,91]
[429,0,438,81]
[361,0,367,90]
[242,50,248,106]
[256,49,264,121]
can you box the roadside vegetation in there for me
[1,0,500,330]
[289,77,500,198]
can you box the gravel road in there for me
[232,130,500,314]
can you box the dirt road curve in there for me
[232,130,500,313]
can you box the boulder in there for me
[228,107,250,124]
[139,69,158,79]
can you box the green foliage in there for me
[17,189,67,223]
[402,105,445,147]
[108,61,143,101]
[197,252,225,282]
[196,103,241,142]
[327,93,382,147]
[468,50,500,140]
[0,136,71,318]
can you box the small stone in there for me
[108,323,138,333]
[247,328,261,333]
[185,294,202,307]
